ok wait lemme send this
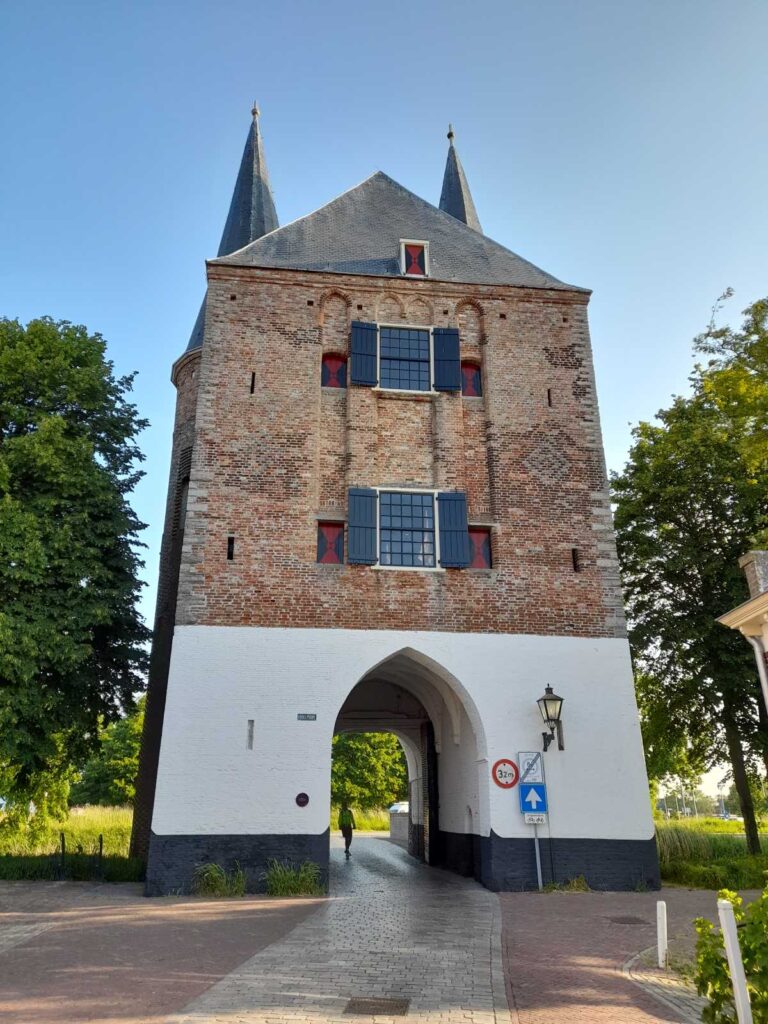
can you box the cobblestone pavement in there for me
[169,834,509,1024]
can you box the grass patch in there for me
[330,806,390,831]
[191,862,246,897]
[263,859,325,896]
[543,874,590,893]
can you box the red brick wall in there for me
[173,266,626,639]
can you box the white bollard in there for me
[717,899,752,1024]
[656,900,668,968]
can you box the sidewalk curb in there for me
[621,949,703,1024]
[491,896,519,1024]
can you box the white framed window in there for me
[378,489,439,569]
[377,324,433,393]
[399,239,430,278]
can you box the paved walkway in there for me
[169,834,508,1024]
[0,879,321,1023]
[1,836,754,1024]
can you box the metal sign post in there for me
[532,823,543,890]
[518,752,547,891]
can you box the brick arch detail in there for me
[376,292,406,322]
[456,300,485,358]
[407,297,434,325]
[319,291,351,352]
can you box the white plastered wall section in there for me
[151,626,654,842]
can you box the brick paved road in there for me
[499,888,744,1024]
[0,880,321,1023]
[169,834,509,1024]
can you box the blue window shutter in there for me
[438,491,471,568]
[433,328,461,391]
[350,321,378,386]
[347,488,378,564]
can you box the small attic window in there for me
[400,240,429,278]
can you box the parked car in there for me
[388,801,409,814]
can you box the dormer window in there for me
[400,240,429,278]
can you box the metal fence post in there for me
[717,898,752,1024]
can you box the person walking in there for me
[338,801,356,859]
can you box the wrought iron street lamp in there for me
[537,685,564,751]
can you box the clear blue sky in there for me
[2,1,767,626]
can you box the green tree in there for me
[612,382,768,853]
[696,291,768,475]
[0,318,149,822]
[70,697,145,806]
[331,732,408,809]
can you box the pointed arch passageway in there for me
[332,647,489,883]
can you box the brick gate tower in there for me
[132,107,659,893]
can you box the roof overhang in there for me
[717,590,768,637]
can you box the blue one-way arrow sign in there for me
[518,782,547,815]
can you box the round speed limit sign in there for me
[492,758,519,789]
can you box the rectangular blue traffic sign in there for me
[519,782,547,815]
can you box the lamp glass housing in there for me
[537,686,564,726]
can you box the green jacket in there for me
[338,808,356,829]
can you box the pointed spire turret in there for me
[186,104,279,352]
[439,124,482,233]
[217,103,279,256]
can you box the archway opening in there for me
[330,648,487,880]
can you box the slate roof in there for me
[187,107,278,352]
[439,129,482,232]
[212,172,583,293]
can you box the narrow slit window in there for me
[461,362,482,397]
[547,388,553,407]
[246,719,254,750]
[571,547,581,573]
[227,536,235,561]
[250,372,256,394]
[469,528,492,568]
[317,522,344,564]
[321,354,347,388]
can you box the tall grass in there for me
[330,806,390,831]
[0,805,133,856]
[656,823,768,889]
[192,862,246,897]
[0,805,139,882]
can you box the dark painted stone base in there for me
[475,831,660,892]
[408,822,424,860]
[145,830,330,896]
[145,828,659,896]
[437,830,476,877]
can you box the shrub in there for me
[694,884,768,1022]
[263,859,325,896]
[191,862,246,897]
